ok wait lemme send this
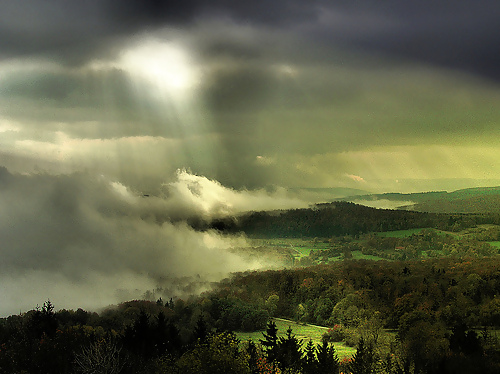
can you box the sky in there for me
[1,0,500,314]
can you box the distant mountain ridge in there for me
[339,186,500,213]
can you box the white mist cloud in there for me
[0,167,305,316]
[350,199,416,210]
[158,169,309,220]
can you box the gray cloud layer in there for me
[2,22,500,192]
[0,166,306,316]
[1,1,499,79]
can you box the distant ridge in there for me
[408,194,500,214]
[339,186,500,213]
[288,187,371,203]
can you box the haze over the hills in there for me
[1,0,500,315]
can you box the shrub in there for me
[343,328,361,347]
[322,325,345,343]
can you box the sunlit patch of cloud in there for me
[345,173,366,183]
[255,155,275,165]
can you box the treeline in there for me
[0,298,361,373]
[0,296,270,373]
[208,202,500,237]
[362,229,498,260]
[220,257,500,328]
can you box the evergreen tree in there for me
[123,309,154,358]
[28,300,58,339]
[316,339,340,374]
[348,337,378,374]
[302,339,318,374]
[260,321,279,364]
[276,327,303,372]
[155,311,168,356]
[246,340,259,374]
[193,314,208,343]
[167,320,182,354]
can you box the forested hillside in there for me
[409,195,500,214]
[208,201,500,237]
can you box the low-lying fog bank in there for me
[0,167,305,316]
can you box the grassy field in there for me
[249,237,387,262]
[351,251,385,261]
[235,318,357,359]
[249,238,332,259]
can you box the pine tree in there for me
[302,339,318,374]
[246,340,259,374]
[276,327,303,372]
[348,337,378,374]
[29,300,58,339]
[155,311,168,356]
[316,339,340,374]
[260,321,279,364]
[193,314,208,343]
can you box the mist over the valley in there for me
[0,166,309,316]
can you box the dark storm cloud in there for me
[312,1,500,80]
[204,65,275,113]
[0,0,320,64]
[2,0,500,195]
[128,0,500,80]
[2,0,499,79]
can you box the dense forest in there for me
[207,202,500,238]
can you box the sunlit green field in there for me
[249,238,331,258]
[249,237,386,262]
[351,251,385,261]
[235,318,357,359]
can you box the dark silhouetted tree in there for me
[260,321,279,364]
[192,314,208,344]
[246,340,259,374]
[316,339,340,374]
[302,339,318,374]
[276,326,303,372]
[348,337,378,374]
